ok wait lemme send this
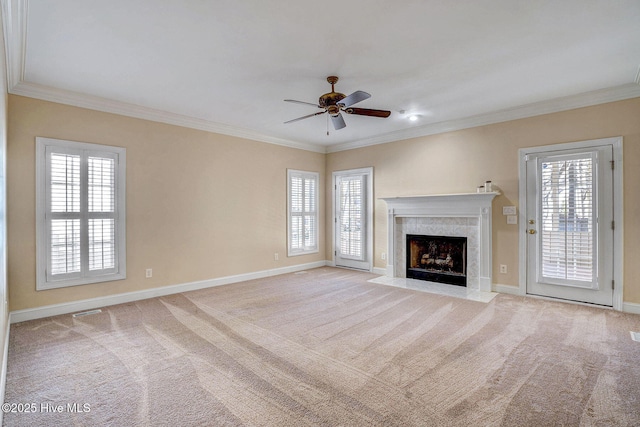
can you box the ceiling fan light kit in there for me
[284,76,391,131]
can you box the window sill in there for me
[36,272,127,291]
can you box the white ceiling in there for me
[3,0,640,152]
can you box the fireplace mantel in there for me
[380,192,499,292]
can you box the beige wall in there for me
[7,94,640,312]
[326,97,640,304]
[7,95,325,311]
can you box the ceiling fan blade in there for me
[284,99,322,108]
[331,113,346,130]
[338,90,371,108]
[345,107,391,118]
[284,110,326,124]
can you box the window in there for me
[287,169,318,256]
[539,153,596,283]
[338,175,365,260]
[36,137,126,290]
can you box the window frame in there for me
[287,169,319,257]
[36,137,126,290]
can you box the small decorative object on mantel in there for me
[476,181,499,193]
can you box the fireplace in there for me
[381,192,498,292]
[406,234,467,286]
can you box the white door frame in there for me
[518,137,623,311]
[332,167,374,271]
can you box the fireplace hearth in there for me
[406,234,467,286]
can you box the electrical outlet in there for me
[507,215,518,225]
[499,264,507,274]
[145,268,153,278]
[274,253,279,261]
[381,252,386,260]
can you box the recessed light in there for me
[408,115,419,121]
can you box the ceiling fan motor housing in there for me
[319,92,345,109]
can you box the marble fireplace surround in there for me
[380,193,499,292]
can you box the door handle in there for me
[528,229,536,234]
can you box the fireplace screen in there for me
[406,234,467,286]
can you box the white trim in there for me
[494,284,525,296]
[372,267,387,276]
[10,261,329,323]
[622,302,640,315]
[0,316,9,427]
[10,82,640,156]
[518,137,623,311]
[327,84,640,153]
[287,169,320,257]
[332,167,374,272]
[35,137,127,290]
[380,192,499,292]
[0,0,26,91]
[2,2,640,154]
[12,82,327,154]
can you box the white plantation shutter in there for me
[539,153,597,285]
[339,176,364,260]
[49,153,82,276]
[37,138,126,290]
[288,170,319,255]
[88,156,116,272]
[50,219,81,275]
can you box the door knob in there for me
[528,229,536,234]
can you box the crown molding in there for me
[1,0,26,90]
[327,83,640,153]
[1,0,327,153]
[9,81,328,153]
[3,0,639,155]
[14,79,639,156]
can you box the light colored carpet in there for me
[4,267,640,426]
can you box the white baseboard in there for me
[10,261,329,324]
[372,267,387,276]
[495,284,640,313]
[0,314,9,427]
[623,301,640,315]
[13,262,637,323]
[494,284,525,295]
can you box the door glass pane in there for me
[339,177,364,259]
[539,155,595,282]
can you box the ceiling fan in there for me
[284,76,391,131]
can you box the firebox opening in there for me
[406,234,467,286]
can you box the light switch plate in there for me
[503,206,517,215]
